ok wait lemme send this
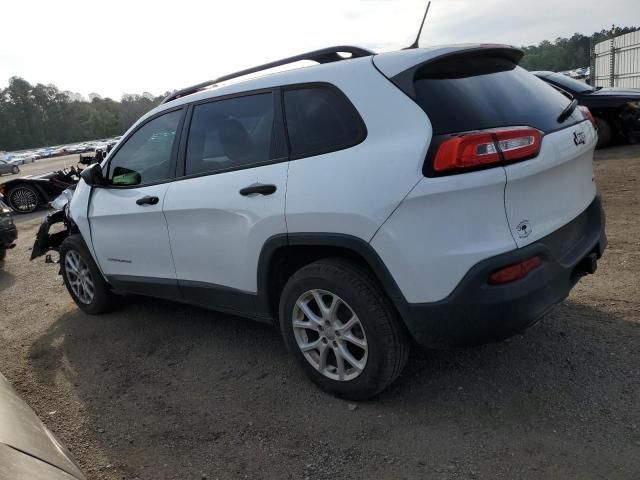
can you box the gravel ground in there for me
[0,146,639,480]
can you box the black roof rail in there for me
[161,45,375,104]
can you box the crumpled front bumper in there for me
[30,209,68,260]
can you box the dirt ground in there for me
[1,146,639,480]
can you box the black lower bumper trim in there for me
[399,196,607,348]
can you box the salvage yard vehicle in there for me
[0,371,86,480]
[0,195,17,261]
[32,44,607,399]
[0,160,19,176]
[0,166,82,213]
[533,71,640,148]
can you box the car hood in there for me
[0,373,85,479]
[587,87,640,100]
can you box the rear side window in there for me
[283,86,366,158]
[185,93,275,176]
[413,57,579,135]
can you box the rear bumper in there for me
[400,195,607,348]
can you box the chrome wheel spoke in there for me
[317,343,329,372]
[342,333,367,350]
[292,319,320,332]
[337,315,358,333]
[299,338,322,352]
[334,346,346,381]
[337,343,365,372]
[296,299,322,326]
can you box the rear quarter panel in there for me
[284,58,430,241]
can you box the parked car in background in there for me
[0,166,82,213]
[0,160,19,176]
[9,153,37,164]
[0,371,86,479]
[533,71,640,148]
[0,195,17,261]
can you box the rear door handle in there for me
[136,195,159,206]
[239,184,277,196]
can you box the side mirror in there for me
[80,163,107,187]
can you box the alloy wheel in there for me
[64,250,95,304]
[9,187,38,213]
[292,289,368,381]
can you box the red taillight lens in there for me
[433,127,542,172]
[489,256,542,285]
[578,105,596,128]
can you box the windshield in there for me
[546,73,594,93]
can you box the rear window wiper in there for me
[557,99,578,123]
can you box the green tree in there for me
[0,78,163,151]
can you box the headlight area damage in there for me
[30,209,75,263]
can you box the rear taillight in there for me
[578,105,596,128]
[489,256,542,285]
[433,127,542,173]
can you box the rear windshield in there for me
[413,57,580,135]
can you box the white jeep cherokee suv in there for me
[33,45,607,399]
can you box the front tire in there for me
[0,247,5,262]
[279,258,409,400]
[7,184,41,213]
[60,235,116,314]
[11,166,19,174]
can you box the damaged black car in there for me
[533,71,640,149]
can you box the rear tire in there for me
[279,258,409,400]
[0,247,5,262]
[7,184,41,213]
[595,117,612,149]
[60,235,117,314]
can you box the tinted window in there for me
[107,110,182,186]
[414,60,579,135]
[185,93,275,175]
[284,87,365,158]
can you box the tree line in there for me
[520,25,640,72]
[0,77,164,151]
[2,25,639,151]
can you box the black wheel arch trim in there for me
[256,233,409,322]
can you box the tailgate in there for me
[504,121,597,247]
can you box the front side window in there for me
[107,109,182,186]
[185,93,275,176]
[283,86,365,158]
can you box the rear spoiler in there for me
[388,45,524,100]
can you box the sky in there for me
[1,0,638,99]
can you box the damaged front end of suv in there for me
[30,189,78,264]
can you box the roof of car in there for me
[136,43,520,131]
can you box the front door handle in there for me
[239,184,277,196]
[136,195,159,206]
